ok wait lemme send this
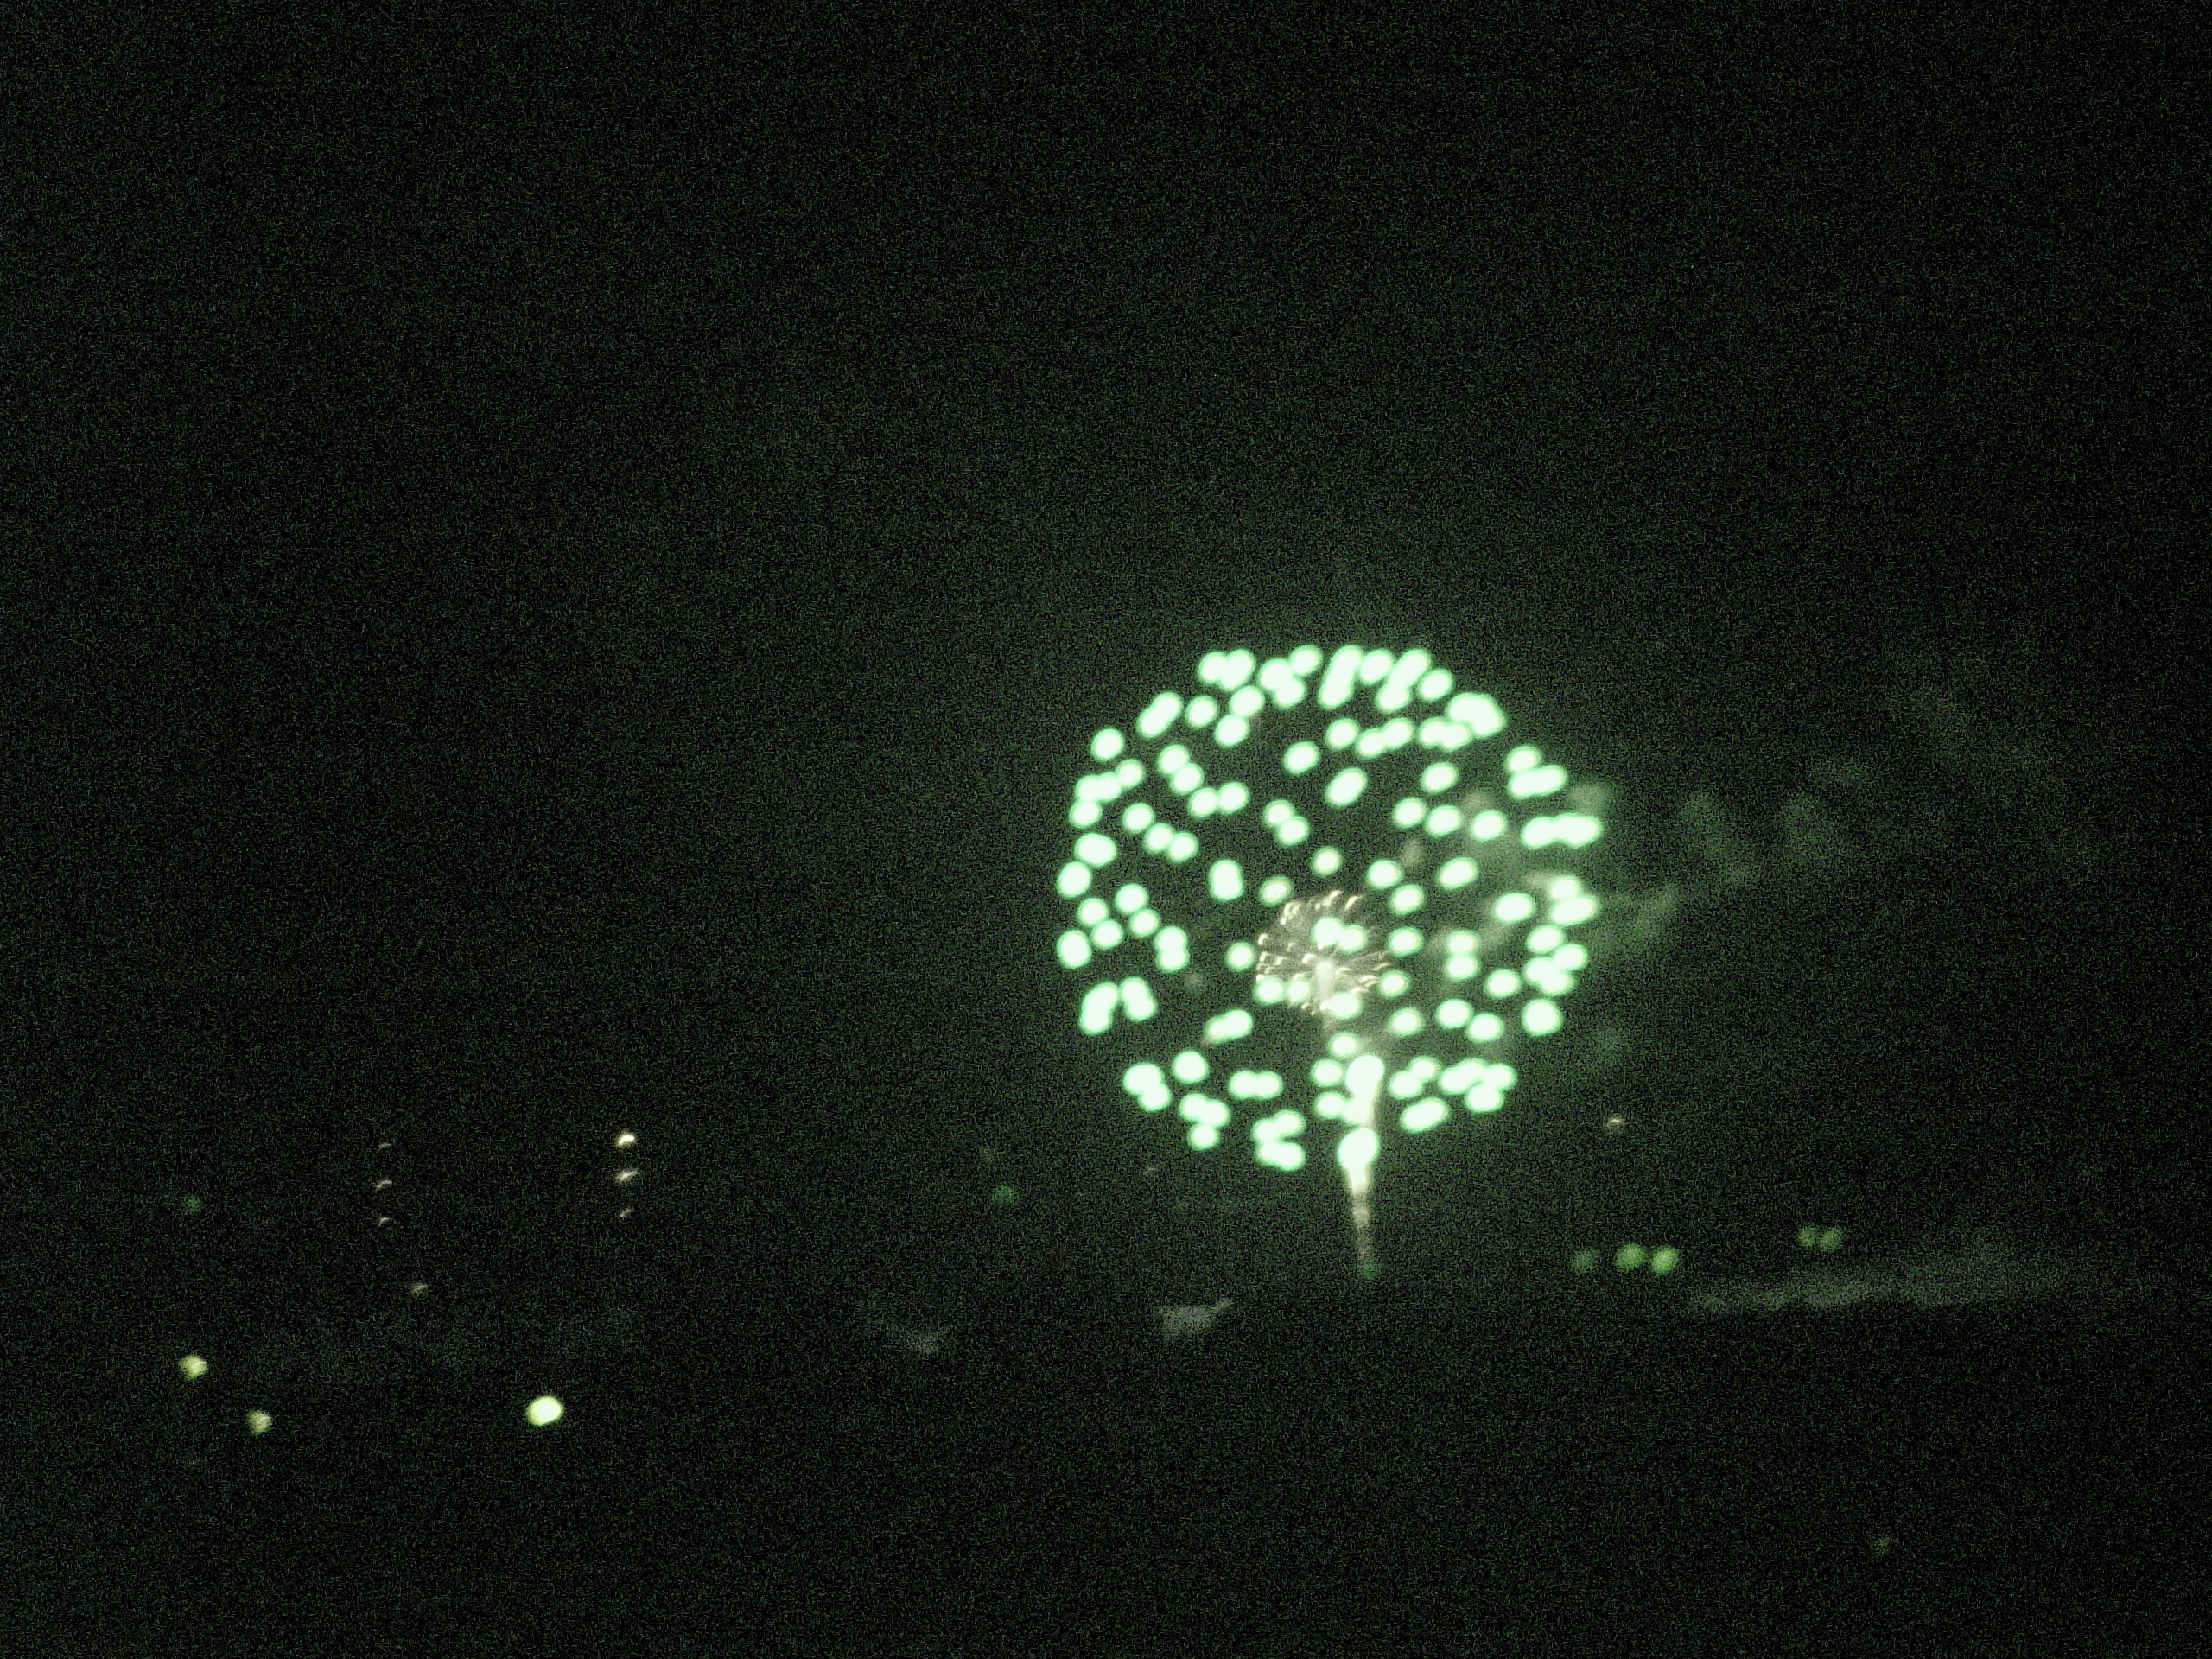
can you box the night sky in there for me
[3,9,2200,1650]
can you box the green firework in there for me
[1056,644,1616,1274]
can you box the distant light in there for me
[1157,1300,1234,1343]
[614,1130,638,1148]
[525,1395,564,1428]
[246,1411,273,1436]
[178,1353,210,1381]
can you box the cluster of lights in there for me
[164,1127,658,1457]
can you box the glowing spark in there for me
[1255,890,1388,1023]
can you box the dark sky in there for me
[3,10,2196,1316]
